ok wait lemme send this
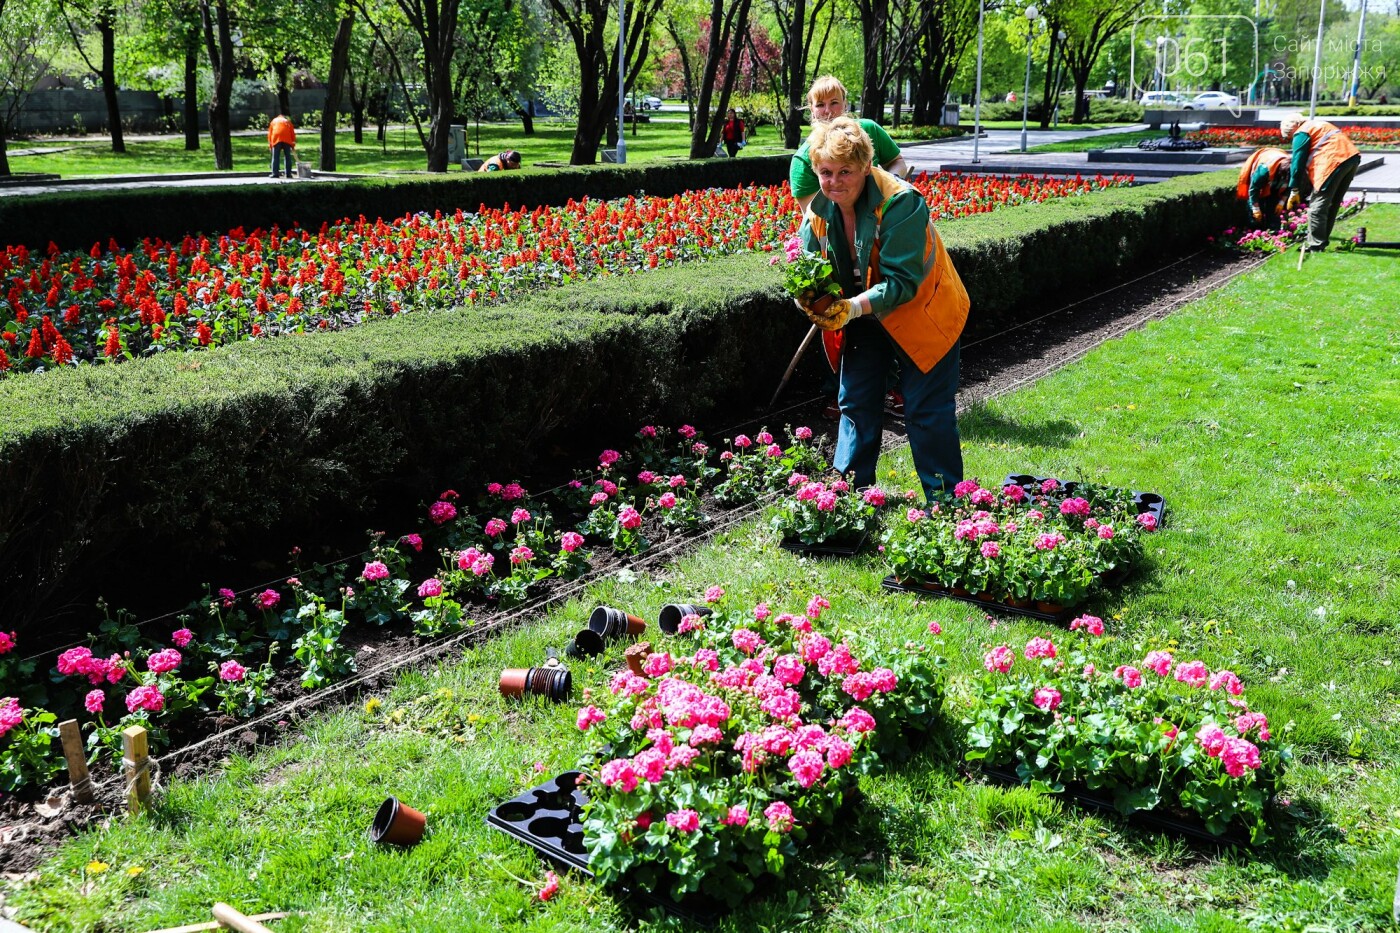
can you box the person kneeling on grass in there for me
[479,149,522,172]
[794,116,969,502]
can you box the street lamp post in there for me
[972,0,986,163]
[1019,5,1040,153]
[1308,0,1325,117]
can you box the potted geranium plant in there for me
[964,625,1292,844]
[772,478,884,553]
[575,592,946,907]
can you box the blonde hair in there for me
[807,75,848,109]
[1279,112,1306,136]
[807,116,873,170]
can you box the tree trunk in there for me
[782,0,806,148]
[521,99,534,135]
[320,10,354,171]
[425,55,453,171]
[183,41,200,149]
[98,8,124,152]
[0,134,9,176]
[274,57,292,117]
[201,0,235,169]
[1071,66,1091,123]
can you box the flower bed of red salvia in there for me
[0,173,1132,377]
[1186,125,1400,148]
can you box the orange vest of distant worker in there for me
[1295,119,1359,190]
[806,169,969,374]
[1236,146,1289,200]
[267,116,296,147]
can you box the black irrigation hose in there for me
[62,248,1273,778]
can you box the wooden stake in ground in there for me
[58,719,95,804]
[1296,245,1308,270]
[140,913,287,933]
[123,725,151,813]
[210,904,277,933]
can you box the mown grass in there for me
[1025,130,1164,153]
[5,206,1399,932]
[7,120,793,178]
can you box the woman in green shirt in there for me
[789,76,909,213]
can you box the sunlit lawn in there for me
[9,120,796,178]
[5,205,1397,932]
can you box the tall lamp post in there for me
[1019,4,1040,153]
[972,0,986,163]
[615,0,627,163]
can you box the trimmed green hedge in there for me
[0,155,792,251]
[0,171,1237,630]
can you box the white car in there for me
[1139,91,1192,109]
[641,95,664,111]
[1190,91,1240,109]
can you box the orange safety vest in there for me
[1295,119,1360,190]
[807,169,969,374]
[1236,147,1289,201]
[267,116,296,147]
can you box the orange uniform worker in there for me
[1237,147,1290,226]
[1278,113,1361,250]
[267,113,296,179]
[478,150,522,172]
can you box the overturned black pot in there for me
[658,603,713,636]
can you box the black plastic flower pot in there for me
[658,603,711,636]
[570,628,605,658]
[588,605,646,639]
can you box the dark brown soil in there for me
[0,249,1264,874]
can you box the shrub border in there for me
[0,171,1238,630]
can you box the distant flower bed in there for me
[1186,125,1400,148]
[965,628,1293,844]
[577,592,946,906]
[0,173,1132,377]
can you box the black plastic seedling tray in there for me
[779,527,872,557]
[880,576,1076,622]
[979,764,1251,848]
[1001,474,1167,528]
[486,772,725,926]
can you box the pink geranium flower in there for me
[984,645,1014,674]
[1033,687,1062,710]
[765,801,795,833]
[147,648,182,674]
[1024,637,1057,660]
[362,561,390,582]
[428,500,457,525]
[1069,615,1104,636]
[84,690,105,714]
[219,660,247,682]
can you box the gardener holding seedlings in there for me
[1237,146,1289,226]
[1278,113,1361,250]
[789,76,909,214]
[795,116,969,502]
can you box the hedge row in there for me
[0,155,793,251]
[0,171,1238,631]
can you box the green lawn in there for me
[5,206,1399,931]
[970,120,1140,131]
[8,120,793,177]
[1025,130,1165,153]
